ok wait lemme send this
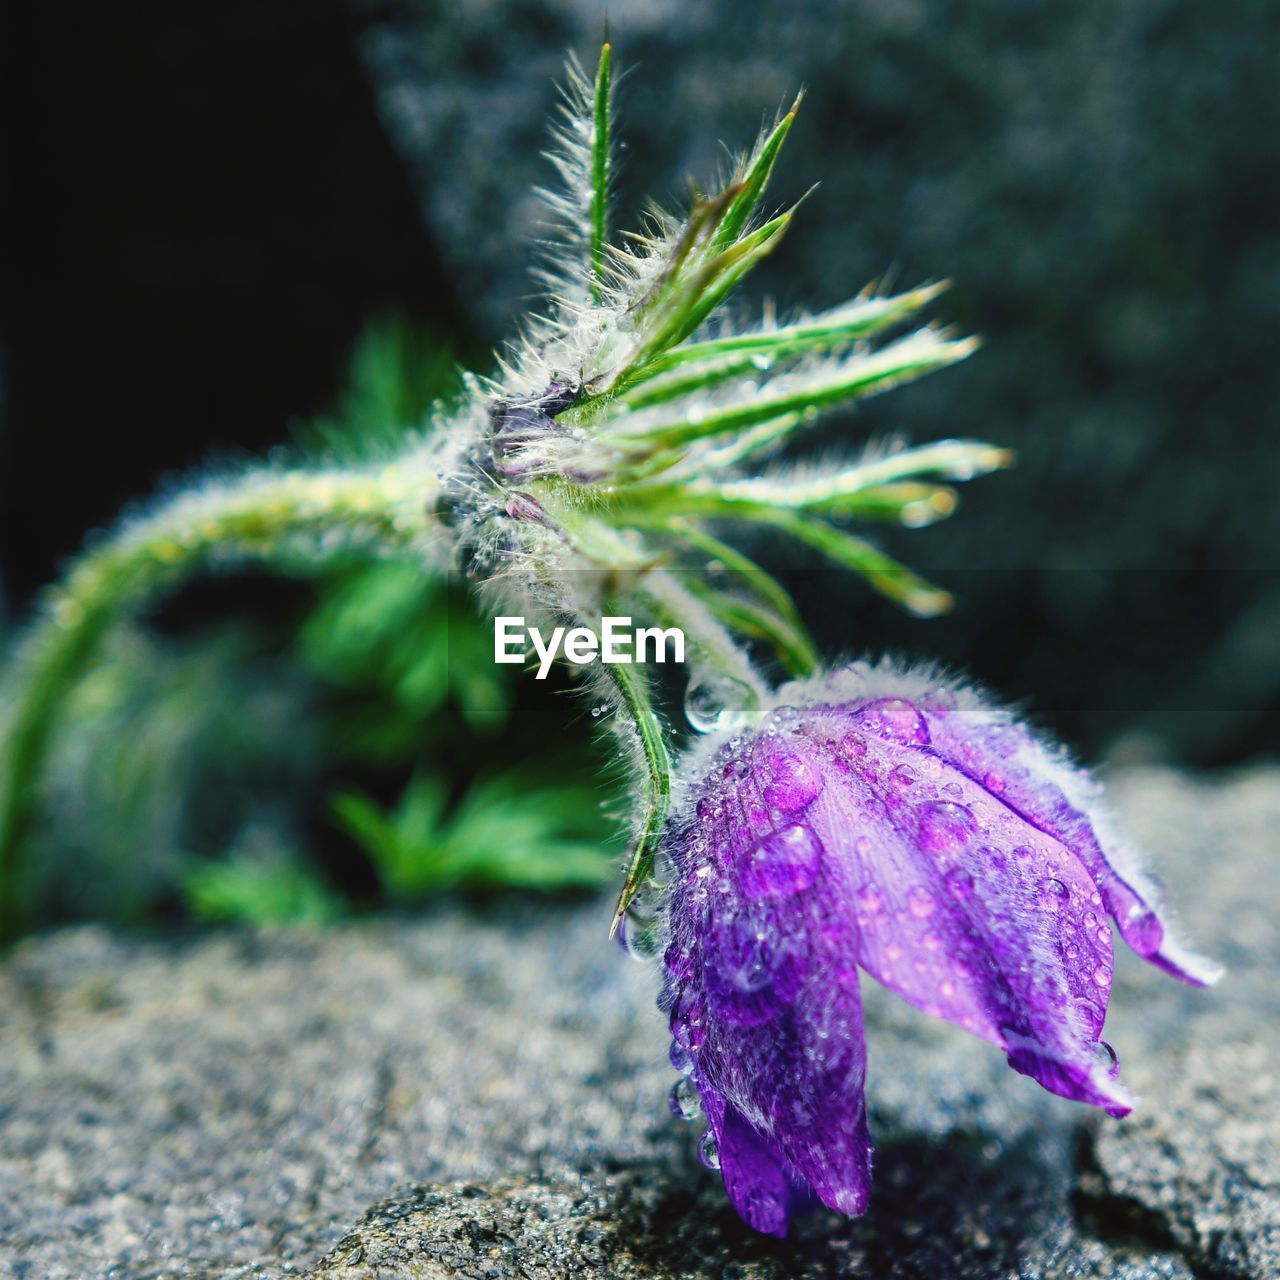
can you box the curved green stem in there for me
[606,658,671,935]
[0,464,439,942]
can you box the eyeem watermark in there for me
[494,616,686,679]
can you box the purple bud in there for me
[658,662,1218,1237]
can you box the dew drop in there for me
[1013,844,1035,863]
[917,801,977,852]
[1095,1039,1119,1073]
[669,1077,702,1120]
[855,882,883,916]
[983,770,1006,793]
[698,1129,721,1169]
[889,765,917,791]
[762,751,823,812]
[939,977,957,997]
[669,1040,694,1076]
[740,824,823,899]
[852,697,931,745]
[1073,995,1105,1035]
[907,886,935,918]
[944,867,975,900]
[1092,962,1113,989]
[684,674,755,734]
[1038,878,1069,912]
[1124,904,1162,955]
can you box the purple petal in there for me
[917,699,1220,986]
[795,709,1134,1115]
[664,758,874,1229]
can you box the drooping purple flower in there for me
[657,661,1219,1237]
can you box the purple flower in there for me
[657,662,1219,1237]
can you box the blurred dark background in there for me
[2,0,1277,781]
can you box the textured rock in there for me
[0,765,1275,1278]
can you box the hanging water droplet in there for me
[1095,1039,1119,1073]
[698,1129,721,1169]
[668,1077,702,1121]
[669,1040,695,1076]
[684,674,755,734]
[1092,962,1113,988]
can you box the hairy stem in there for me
[0,464,439,942]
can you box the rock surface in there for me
[0,764,1275,1279]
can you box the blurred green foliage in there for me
[9,316,620,936]
[333,773,612,902]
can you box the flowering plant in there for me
[0,45,1213,1234]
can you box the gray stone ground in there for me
[0,765,1275,1279]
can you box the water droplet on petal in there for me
[1124,904,1162,955]
[1092,962,1113,989]
[698,1129,721,1169]
[852,697,931,745]
[944,867,975,900]
[1039,878,1069,912]
[855,882,883,916]
[1013,844,1034,862]
[669,1040,694,1076]
[889,765,917,791]
[1074,995,1105,1035]
[917,801,977,852]
[669,1077,702,1120]
[907,886,935,918]
[983,770,1006,793]
[1095,1039,1119,1074]
[740,824,823,899]
[762,751,822,812]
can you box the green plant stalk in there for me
[0,466,435,942]
[606,658,671,935]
